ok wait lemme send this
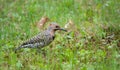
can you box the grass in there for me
[0,0,120,70]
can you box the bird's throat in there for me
[50,30,55,37]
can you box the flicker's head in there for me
[48,22,67,32]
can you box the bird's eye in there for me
[56,26,59,28]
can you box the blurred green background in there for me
[0,0,120,70]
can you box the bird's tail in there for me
[14,45,23,52]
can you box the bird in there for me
[15,22,67,52]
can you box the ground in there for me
[0,0,120,70]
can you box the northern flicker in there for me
[15,23,67,51]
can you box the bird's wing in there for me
[21,33,46,46]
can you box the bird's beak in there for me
[55,28,67,32]
[59,28,67,32]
